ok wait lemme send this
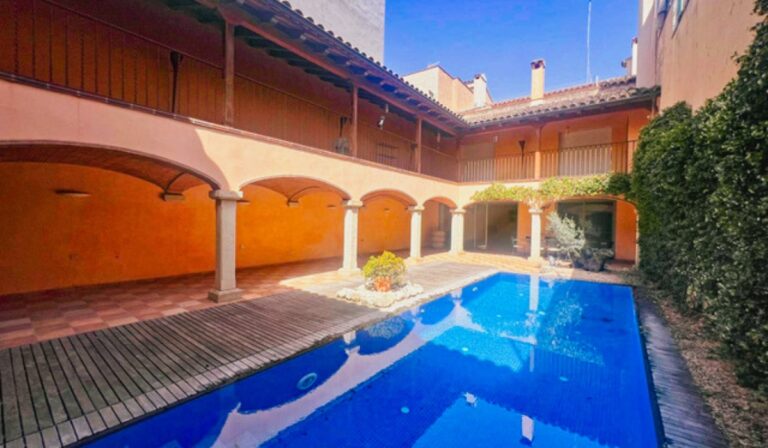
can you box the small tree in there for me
[546,212,585,261]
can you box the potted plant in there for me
[362,251,406,292]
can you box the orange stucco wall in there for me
[614,200,637,262]
[0,164,216,295]
[359,197,411,255]
[0,163,420,296]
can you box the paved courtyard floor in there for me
[0,250,628,350]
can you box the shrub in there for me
[362,251,406,292]
[547,212,614,272]
[631,0,768,391]
[546,212,585,261]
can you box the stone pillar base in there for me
[208,288,243,303]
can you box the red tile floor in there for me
[0,249,630,350]
[0,258,343,349]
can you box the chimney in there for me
[473,73,488,108]
[530,59,545,102]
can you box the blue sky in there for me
[384,0,637,100]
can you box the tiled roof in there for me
[461,76,659,127]
[240,1,658,132]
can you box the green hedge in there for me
[631,0,768,391]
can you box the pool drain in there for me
[297,372,318,390]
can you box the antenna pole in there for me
[586,0,592,82]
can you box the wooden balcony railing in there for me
[422,146,459,182]
[0,0,454,180]
[460,141,635,183]
[460,153,535,182]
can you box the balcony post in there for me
[223,22,236,126]
[340,200,363,272]
[450,208,466,254]
[528,207,543,261]
[409,205,424,259]
[415,117,423,173]
[350,85,359,157]
[209,190,242,302]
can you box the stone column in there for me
[528,207,543,261]
[341,200,363,272]
[408,205,424,259]
[450,208,466,254]
[209,190,242,303]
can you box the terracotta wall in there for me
[358,197,411,255]
[614,200,637,262]
[0,163,418,295]
[0,164,216,295]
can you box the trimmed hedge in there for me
[631,0,768,391]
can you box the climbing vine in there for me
[470,173,632,206]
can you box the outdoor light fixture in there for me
[55,189,90,198]
[493,135,499,143]
[287,199,300,208]
[518,140,526,154]
[378,115,386,129]
[384,103,390,114]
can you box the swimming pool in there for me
[86,273,660,447]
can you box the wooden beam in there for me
[351,84,359,157]
[223,21,236,126]
[415,118,423,173]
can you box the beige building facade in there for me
[637,0,760,110]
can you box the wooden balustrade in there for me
[0,1,640,183]
[460,153,535,182]
[421,146,458,181]
[460,141,635,183]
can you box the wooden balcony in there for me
[0,0,460,182]
[459,141,635,183]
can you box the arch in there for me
[240,176,352,202]
[0,142,221,193]
[361,189,417,207]
[423,196,458,209]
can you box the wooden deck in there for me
[0,262,494,447]
[635,291,729,447]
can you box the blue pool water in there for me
[87,273,660,447]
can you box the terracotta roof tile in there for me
[461,76,657,126]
